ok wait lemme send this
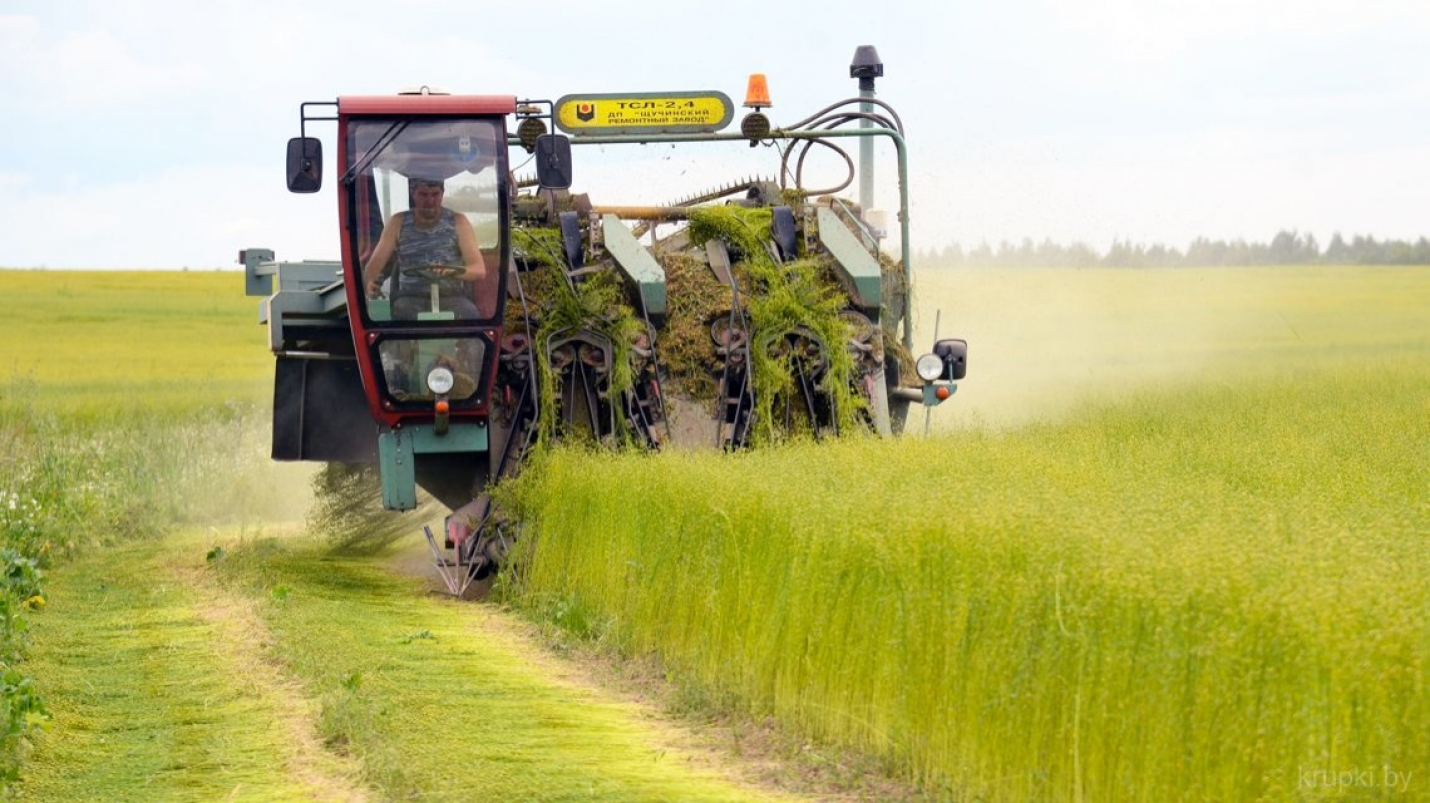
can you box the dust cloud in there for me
[906,266,1375,430]
[174,412,316,527]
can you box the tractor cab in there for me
[270,93,538,511]
[331,97,514,429]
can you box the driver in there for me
[362,177,486,319]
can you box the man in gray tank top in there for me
[361,178,487,319]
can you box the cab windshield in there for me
[346,118,505,326]
[344,117,507,408]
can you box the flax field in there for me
[506,266,1430,801]
[2,265,1427,800]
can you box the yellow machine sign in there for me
[554,91,734,136]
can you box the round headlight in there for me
[915,353,945,382]
[427,366,455,395]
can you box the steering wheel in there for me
[401,264,466,281]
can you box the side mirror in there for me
[534,134,573,190]
[286,137,323,193]
[934,339,968,380]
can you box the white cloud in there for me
[1049,0,1430,42]
[3,0,1428,267]
[919,125,1430,251]
[0,165,332,269]
[0,14,39,43]
[0,172,31,192]
[0,15,206,110]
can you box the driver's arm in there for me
[453,215,486,283]
[362,215,404,296]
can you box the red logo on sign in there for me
[576,103,595,122]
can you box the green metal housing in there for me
[601,213,668,319]
[815,206,883,315]
[377,423,491,510]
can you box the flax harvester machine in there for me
[242,47,967,592]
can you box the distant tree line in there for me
[917,231,1430,268]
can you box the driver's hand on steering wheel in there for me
[402,264,466,281]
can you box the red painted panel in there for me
[338,95,517,116]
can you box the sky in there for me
[1,0,1426,269]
